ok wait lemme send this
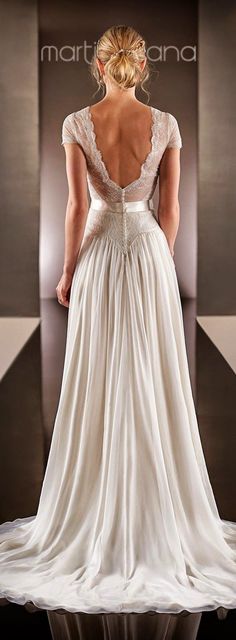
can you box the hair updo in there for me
[90,25,151,101]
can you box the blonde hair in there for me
[90,25,151,102]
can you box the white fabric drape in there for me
[0,201,236,614]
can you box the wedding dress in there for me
[0,105,236,615]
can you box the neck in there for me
[102,80,137,104]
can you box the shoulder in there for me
[68,107,89,131]
[62,107,92,152]
[61,112,76,145]
[61,111,77,136]
[165,110,176,120]
[151,107,182,149]
[166,111,180,128]
[164,111,182,149]
[62,111,75,126]
[74,106,89,121]
[153,108,178,126]
[61,109,88,146]
[151,107,173,131]
[62,107,87,128]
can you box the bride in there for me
[0,24,236,616]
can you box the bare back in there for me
[88,101,154,190]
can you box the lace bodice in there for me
[61,105,182,203]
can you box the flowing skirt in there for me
[0,204,236,614]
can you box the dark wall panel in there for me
[198,0,236,314]
[0,0,39,317]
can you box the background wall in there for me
[39,0,198,299]
[0,0,44,521]
[198,0,236,314]
[0,0,40,318]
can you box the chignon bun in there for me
[90,24,150,100]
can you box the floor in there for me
[0,297,235,639]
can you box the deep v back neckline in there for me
[86,105,156,192]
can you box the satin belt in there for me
[90,197,154,214]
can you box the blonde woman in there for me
[0,24,236,616]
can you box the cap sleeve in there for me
[166,113,182,149]
[61,113,77,145]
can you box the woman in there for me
[0,24,236,616]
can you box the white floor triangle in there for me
[197,315,236,374]
[0,317,40,380]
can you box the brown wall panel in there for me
[198,0,236,314]
[0,0,39,317]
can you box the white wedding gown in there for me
[0,105,236,615]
